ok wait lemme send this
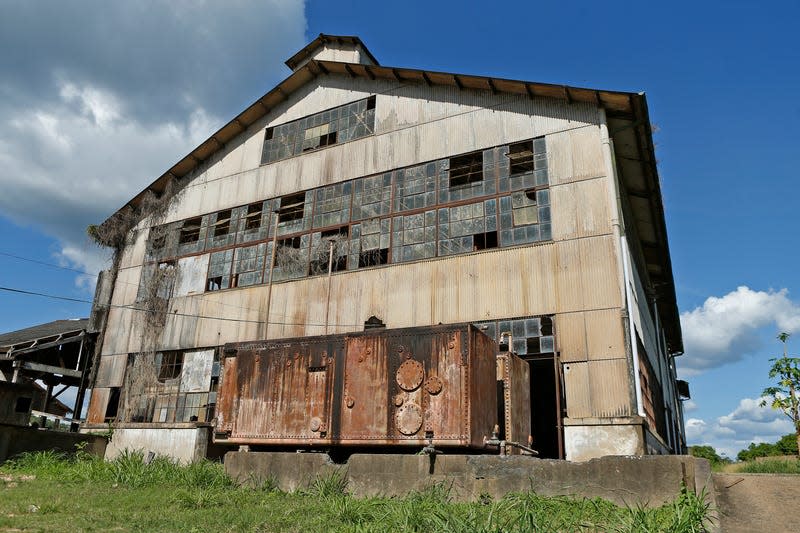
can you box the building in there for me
[83,35,688,463]
[0,318,92,428]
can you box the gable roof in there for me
[99,36,682,355]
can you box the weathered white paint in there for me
[564,424,644,462]
[105,427,209,464]
[174,254,210,297]
[180,349,214,392]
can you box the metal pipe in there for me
[263,211,280,339]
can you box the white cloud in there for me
[686,396,794,458]
[678,286,800,376]
[0,2,307,290]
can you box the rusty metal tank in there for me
[214,324,499,449]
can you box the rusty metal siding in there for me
[563,361,591,419]
[86,387,110,424]
[215,324,498,449]
[497,352,531,454]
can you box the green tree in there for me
[689,445,730,466]
[760,333,800,459]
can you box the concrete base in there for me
[0,423,107,462]
[225,451,712,508]
[104,427,210,463]
[563,423,645,461]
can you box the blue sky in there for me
[1,1,798,458]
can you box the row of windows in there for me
[143,140,550,294]
[146,137,549,266]
[261,96,376,164]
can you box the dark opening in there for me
[318,131,337,147]
[496,382,506,440]
[366,95,376,110]
[309,227,349,275]
[14,396,32,413]
[508,140,534,176]
[364,316,385,329]
[524,188,538,202]
[449,152,484,187]
[528,356,560,459]
[265,127,274,141]
[473,231,498,251]
[278,236,302,249]
[244,203,263,231]
[151,232,166,251]
[213,209,232,237]
[359,248,388,268]
[207,276,223,291]
[278,192,306,223]
[158,351,183,382]
[104,388,120,422]
[179,217,202,244]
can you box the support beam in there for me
[13,361,82,379]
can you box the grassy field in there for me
[717,456,800,474]
[0,450,711,533]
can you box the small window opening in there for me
[265,127,274,141]
[158,351,183,382]
[540,316,553,336]
[15,396,32,413]
[278,192,306,223]
[179,217,202,244]
[213,209,232,237]
[366,95,376,110]
[359,248,388,268]
[278,236,302,249]
[318,131,337,148]
[244,203,263,231]
[508,140,534,176]
[449,152,483,187]
[207,276,222,291]
[364,315,385,329]
[104,388,120,422]
[303,124,336,152]
[151,232,166,251]
[473,232,498,251]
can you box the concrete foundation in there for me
[563,423,645,461]
[225,451,712,507]
[0,423,107,462]
[104,426,210,463]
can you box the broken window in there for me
[179,217,202,244]
[104,388,120,422]
[508,140,534,176]
[353,173,392,220]
[278,192,306,223]
[309,227,349,275]
[158,351,183,382]
[206,249,233,291]
[358,248,388,268]
[313,182,352,229]
[232,243,267,287]
[449,152,483,188]
[244,203,263,231]
[273,235,308,280]
[261,96,377,164]
[392,210,437,263]
[213,209,232,237]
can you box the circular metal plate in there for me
[424,375,443,395]
[396,402,423,435]
[396,359,424,391]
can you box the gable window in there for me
[261,96,377,165]
[449,152,483,187]
[179,217,202,244]
[213,210,232,237]
[508,140,534,176]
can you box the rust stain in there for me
[215,324,503,449]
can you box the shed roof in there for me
[0,319,89,349]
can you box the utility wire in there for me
[0,286,365,328]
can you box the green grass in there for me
[0,450,712,532]
[736,457,800,474]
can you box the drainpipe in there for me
[324,240,335,335]
[263,212,280,339]
[599,109,644,418]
